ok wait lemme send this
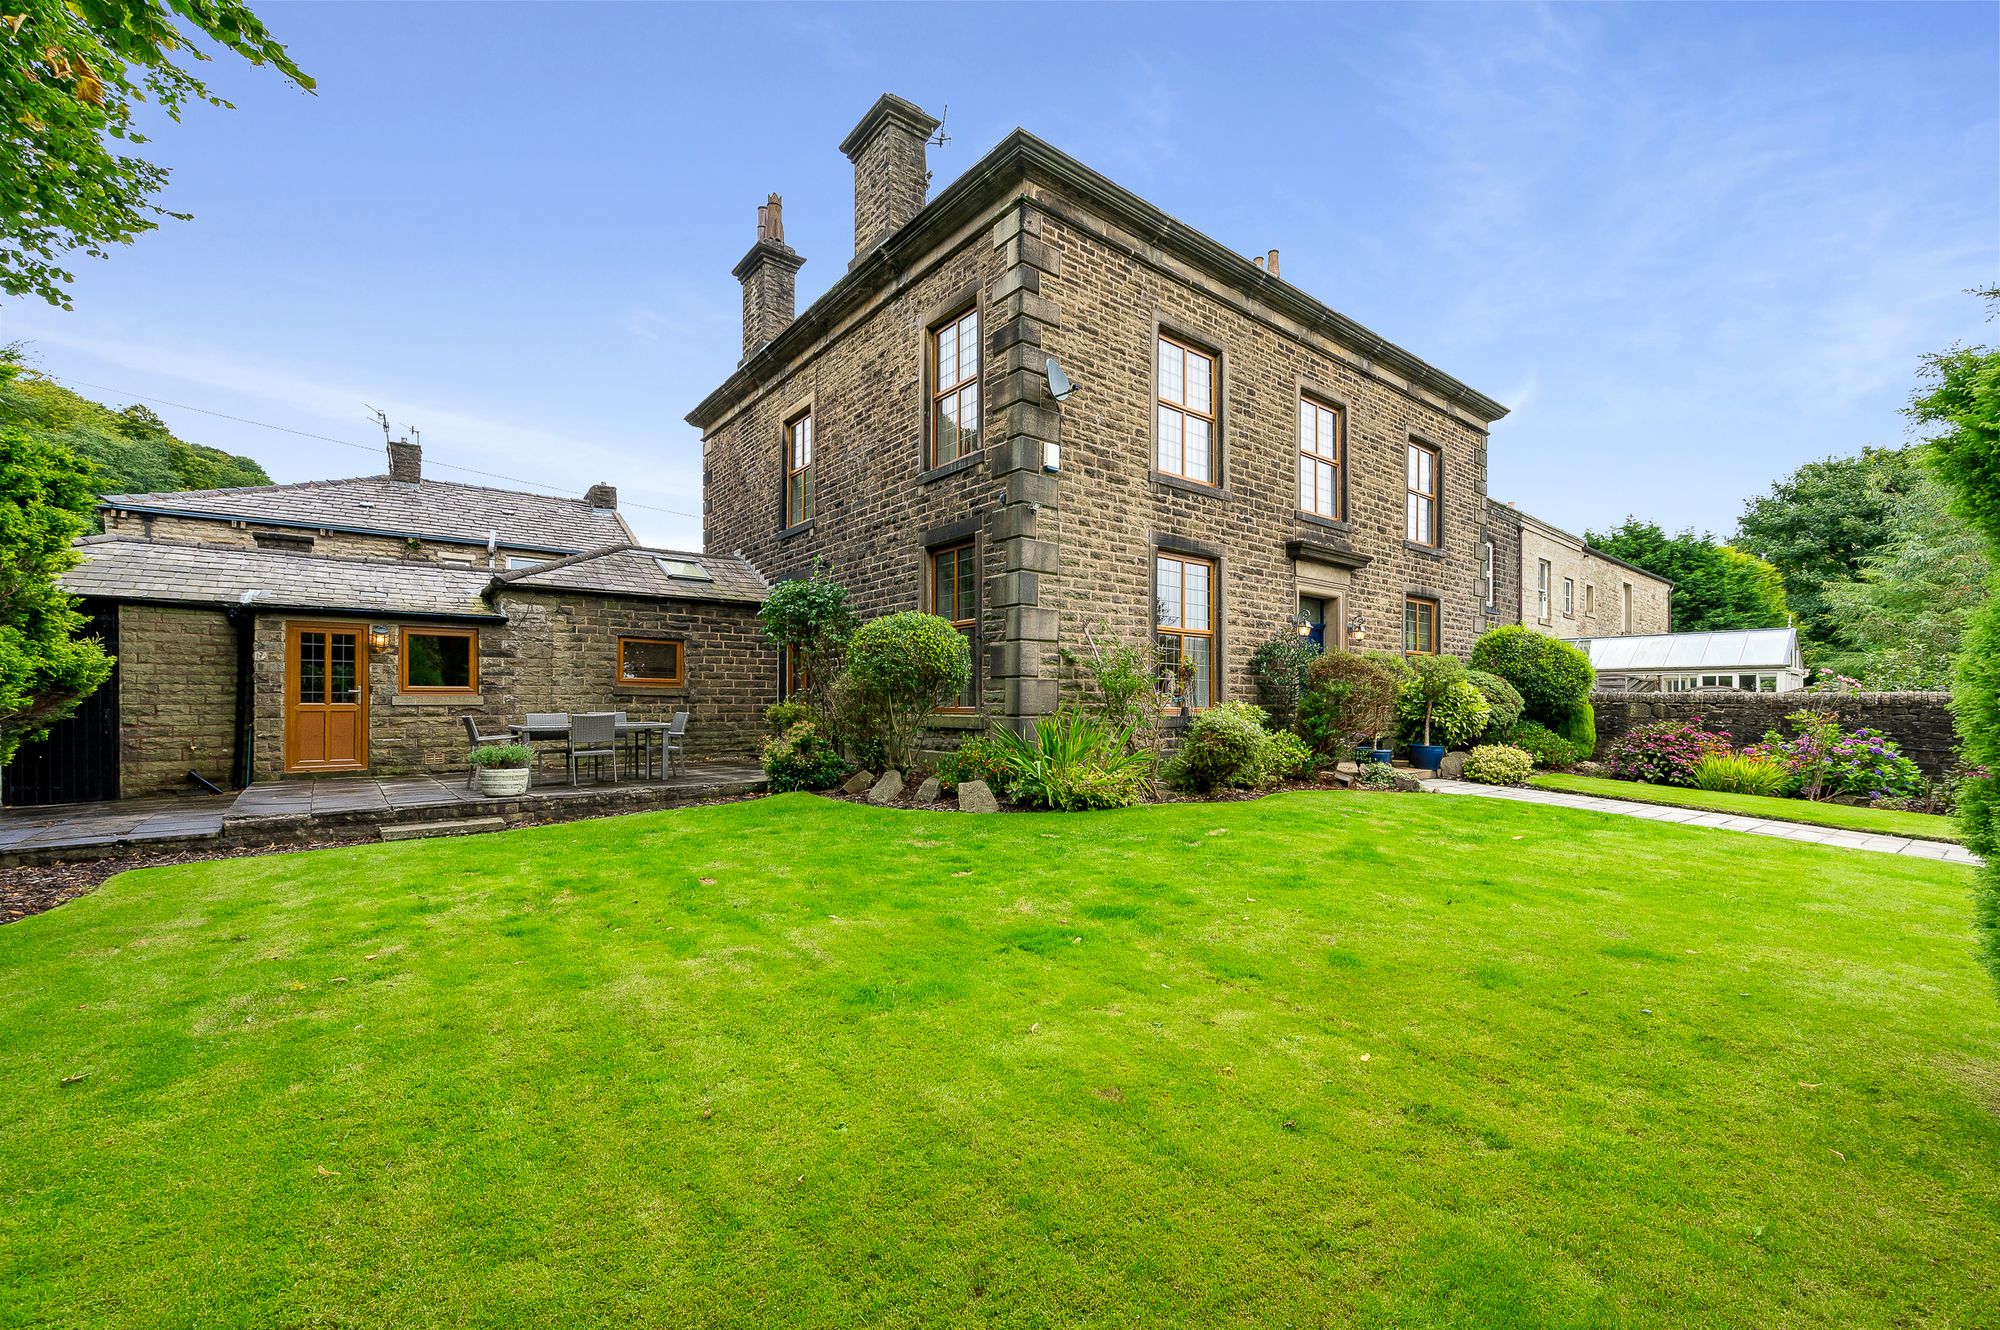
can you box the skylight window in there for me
[656,558,712,582]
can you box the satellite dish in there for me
[1045,356,1074,402]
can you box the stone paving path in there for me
[1421,778,1982,866]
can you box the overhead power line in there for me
[49,375,704,523]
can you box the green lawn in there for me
[2,793,1995,1329]
[1529,772,1964,842]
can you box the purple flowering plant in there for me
[1746,710,1923,802]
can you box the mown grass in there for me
[1,791,1995,1328]
[1531,772,1963,842]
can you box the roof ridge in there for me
[77,533,493,576]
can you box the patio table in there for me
[508,719,674,782]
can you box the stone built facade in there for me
[1493,502,1672,640]
[694,95,1512,735]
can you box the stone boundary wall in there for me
[1591,690,1960,776]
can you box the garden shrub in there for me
[935,734,1010,792]
[1470,625,1595,729]
[1506,720,1582,770]
[1462,744,1535,786]
[1297,652,1400,755]
[1467,669,1524,739]
[1871,761,1988,814]
[757,563,857,713]
[761,720,849,793]
[1690,752,1793,797]
[1601,717,1733,787]
[1259,730,1316,783]
[990,708,1152,810]
[1248,633,1320,730]
[845,612,973,770]
[1393,656,1490,749]
[1166,701,1273,792]
[763,699,814,734]
[1353,760,1401,790]
[1747,711,1924,802]
[1554,700,1597,757]
[468,743,535,769]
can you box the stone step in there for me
[378,817,507,843]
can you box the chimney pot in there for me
[387,437,421,483]
[732,194,805,362]
[1267,248,1280,279]
[1253,255,1265,271]
[839,94,940,262]
[585,482,617,510]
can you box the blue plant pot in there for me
[1369,748,1394,765]
[1409,743,1446,772]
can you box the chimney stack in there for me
[584,482,618,510]
[1267,249,1280,279]
[1252,255,1265,271]
[732,192,805,362]
[387,436,421,483]
[838,94,940,262]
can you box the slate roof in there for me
[97,476,633,555]
[493,544,767,605]
[1565,629,1805,674]
[62,537,502,620]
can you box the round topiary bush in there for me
[1297,651,1401,754]
[845,611,972,769]
[1469,625,1595,729]
[1462,744,1535,786]
[1166,700,1271,792]
[1467,668,1524,739]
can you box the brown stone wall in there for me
[1519,521,1670,638]
[1592,689,1960,776]
[247,594,770,782]
[1483,500,1522,629]
[99,511,557,569]
[117,604,238,796]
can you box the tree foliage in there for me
[1469,625,1595,729]
[1734,446,1925,656]
[0,427,115,766]
[1906,288,2000,993]
[0,346,268,496]
[1816,468,1990,689]
[844,612,971,770]
[756,562,856,716]
[1586,519,1789,632]
[3,0,312,308]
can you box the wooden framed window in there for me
[781,646,808,701]
[784,410,813,527]
[1298,396,1343,519]
[1405,442,1439,546]
[617,637,685,688]
[1155,552,1215,708]
[1536,559,1553,622]
[1563,577,1575,616]
[400,628,477,693]
[1404,596,1439,656]
[1481,540,1495,609]
[1156,335,1217,484]
[930,307,980,468]
[930,541,978,710]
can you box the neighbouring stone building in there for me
[1484,500,1672,639]
[692,94,1516,737]
[15,443,773,801]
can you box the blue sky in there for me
[7,2,1994,550]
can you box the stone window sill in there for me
[1403,540,1445,560]
[391,692,483,707]
[919,454,982,485]
[614,684,690,695]
[1151,472,1232,501]
[1297,511,1352,535]
[924,712,986,731]
[777,519,815,543]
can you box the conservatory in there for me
[1565,628,1809,694]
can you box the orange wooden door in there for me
[285,623,368,772]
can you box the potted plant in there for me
[470,743,536,797]
[1394,656,1491,773]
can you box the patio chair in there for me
[663,711,689,777]
[567,711,619,786]
[461,715,513,791]
[522,712,568,775]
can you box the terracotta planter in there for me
[476,765,532,797]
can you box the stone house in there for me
[692,94,1515,738]
[1484,500,1672,639]
[12,441,772,802]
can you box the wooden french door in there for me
[285,623,368,772]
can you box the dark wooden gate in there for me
[2,599,119,805]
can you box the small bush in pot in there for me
[1393,656,1490,766]
[1166,701,1273,792]
[470,743,536,796]
[1461,744,1535,786]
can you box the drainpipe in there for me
[227,597,261,788]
